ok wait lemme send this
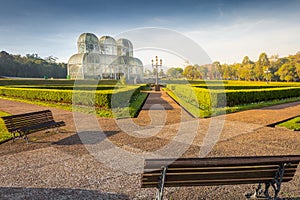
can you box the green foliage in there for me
[182,51,300,82]
[0,110,12,143]
[0,79,118,86]
[166,81,300,117]
[166,67,183,78]
[277,117,300,131]
[112,92,148,118]
[0,80,148,118]
[276,63,298,82]
[0,86,141,109]
[169,84,300,108]
[224,87,300,106]
[182,65,200,79]
[158,69,165,77]
[0,51,67,78]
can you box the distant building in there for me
[68,33,144,83]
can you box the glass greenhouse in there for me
[68,33,144,83]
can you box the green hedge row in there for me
[194,85,286,90]
[167,84,300,109]
[0,79,119,86]
[167,84,212,109]
[10,85,120,91]
[224,87,300,106]
[0,86,141,109]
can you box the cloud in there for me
[185,17,300,63]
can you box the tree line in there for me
[0,51,67,78]
[167,51,300,82]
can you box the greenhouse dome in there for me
[77,33,100,54]
[117,38,133,57]
[68,33,143,83]
[99,36,117,55]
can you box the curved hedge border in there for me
[194,85,287,90]
[0,86,141,109]
[167,84,300,109]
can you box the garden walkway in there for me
[0,90,300,199]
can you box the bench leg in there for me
[246,163,290,199]
[11,131,28,143]
[264,183,271,198]
[246,183,271,199]
[271,163,289,199]
[12,132,16,143]
[156,166,167,200]
[24,134,29,144]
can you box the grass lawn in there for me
[277,117,300,131]
[0,110,12,143]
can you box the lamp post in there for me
[151,56,162,91]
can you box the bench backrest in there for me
[142,155,300,188]
[1,110,55,132]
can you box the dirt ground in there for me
[0,90,300,200]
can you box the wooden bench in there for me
[1,110,65,143]
[142,155,300,200]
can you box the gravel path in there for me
[0,91,300,200]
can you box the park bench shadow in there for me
[0,187,129,199]
[53,131,121,145]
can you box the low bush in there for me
[0,85,142,109]
[224,87,300,106]
[0,79,119,86]
[167,84,300,109]
[0,111,11,143]
[194,85,286,90]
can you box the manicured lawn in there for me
[277,117,300,131]
[0,111,11,143]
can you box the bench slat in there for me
[141,177,294,188]
[142,155,300,192]
[142,170,296,182]
[1,110,65,142]
[143,164,298,173]
[3,111,55,131]
[8,119,55,128]
[145,156,300,169]
[1,110,52,119]
[20,121,65,133]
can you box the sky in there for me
[0,0,299,68]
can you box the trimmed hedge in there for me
[0,79,118,86]
[224,87,300,106]
[167,84,300,109]
[194,85,287,90]
[10,85,121,90]
[0,86,141,109]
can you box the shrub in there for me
[166,84,300,109]
[0,85,142,109]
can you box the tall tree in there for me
[158,68,165,77]
[212,61,222,79]
[166,67,183,78]
[0,51,67,78]
[254,53,270,81]
[276,63,297,82]
[183,65,200,79]
[242,56,253,65]
[196,65,208,79]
